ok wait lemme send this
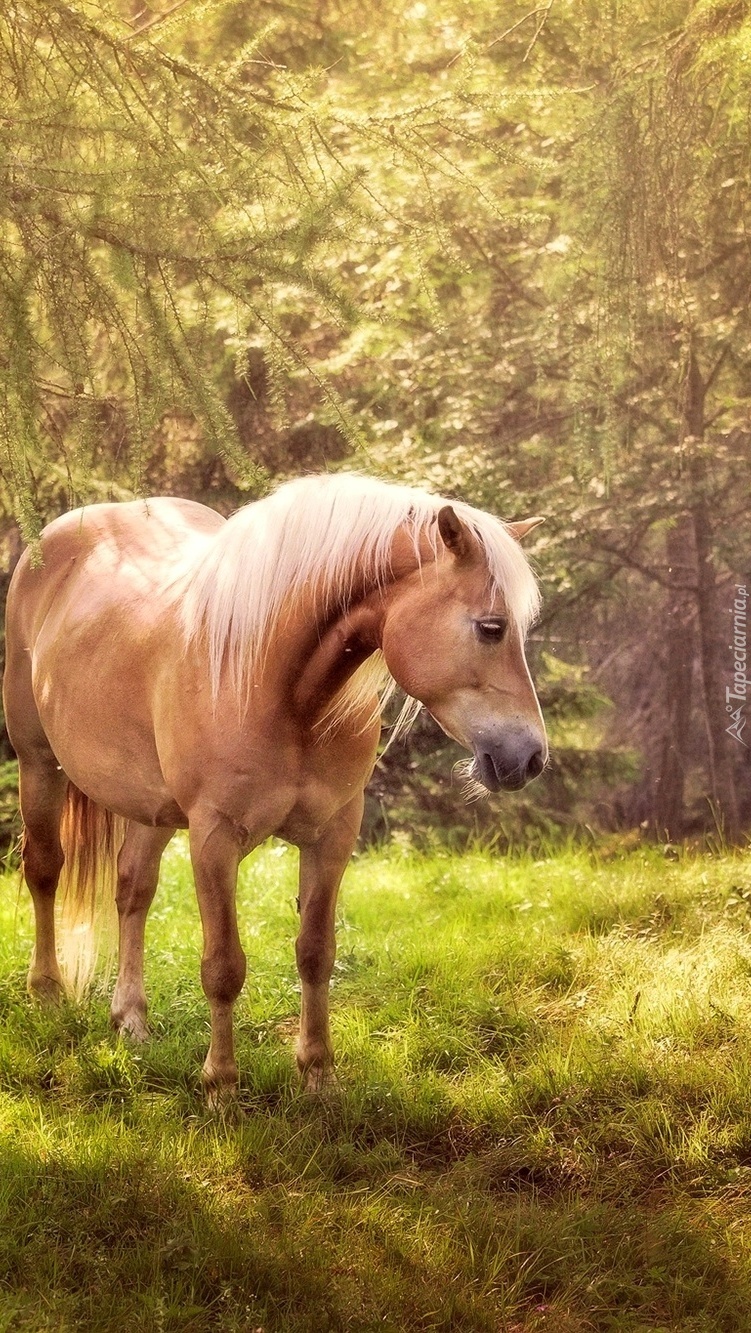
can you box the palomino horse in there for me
[3,473,547,1099]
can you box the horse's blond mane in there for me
[180,472,541,733]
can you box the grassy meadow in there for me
[2,839,751,1330]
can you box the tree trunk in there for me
[683,347,740,842]
[652,516,696,837]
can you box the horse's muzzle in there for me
[471,728,546,793]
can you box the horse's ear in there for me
[437,506,479,564]
[505,516,545,543]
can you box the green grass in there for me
[2,840,751,1330]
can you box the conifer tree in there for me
[1,0,529,539]
[567,0,751,838]
[0,0,377,537]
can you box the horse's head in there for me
[381,506,547,792]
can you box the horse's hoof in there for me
[113,1010,150,1043]
[205,1081,241,1115]
[203,1060,240,1113]
[27,971,66,1006]
[300,1063,339,1098]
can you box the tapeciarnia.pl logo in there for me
[726,584,748,746]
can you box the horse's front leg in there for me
[295,793,364,1093]
[189,815,246,1104]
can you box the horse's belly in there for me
[50,738,186,826]
[35,679,186,827]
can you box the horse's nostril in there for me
[525,748,545,780]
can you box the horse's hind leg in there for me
[18,754,68,1003]
[5,630,68,1002]
[111,823,174,1041]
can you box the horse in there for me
[3,472,547,1101]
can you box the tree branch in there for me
[686,240,750,281]
[125,0,194,40]
[487,3,554,54]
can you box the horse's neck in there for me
[200,522,432,729]
[288,596,386,725]
[269,530,432,728]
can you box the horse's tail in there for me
[57,783,126,999]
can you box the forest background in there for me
[1,0,750,851]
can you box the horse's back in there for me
[24,494,222,580]
[3,498,225,818]
[7,496,224,645]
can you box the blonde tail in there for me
[57,784,126,999]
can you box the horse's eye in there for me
[474,617,508,644]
